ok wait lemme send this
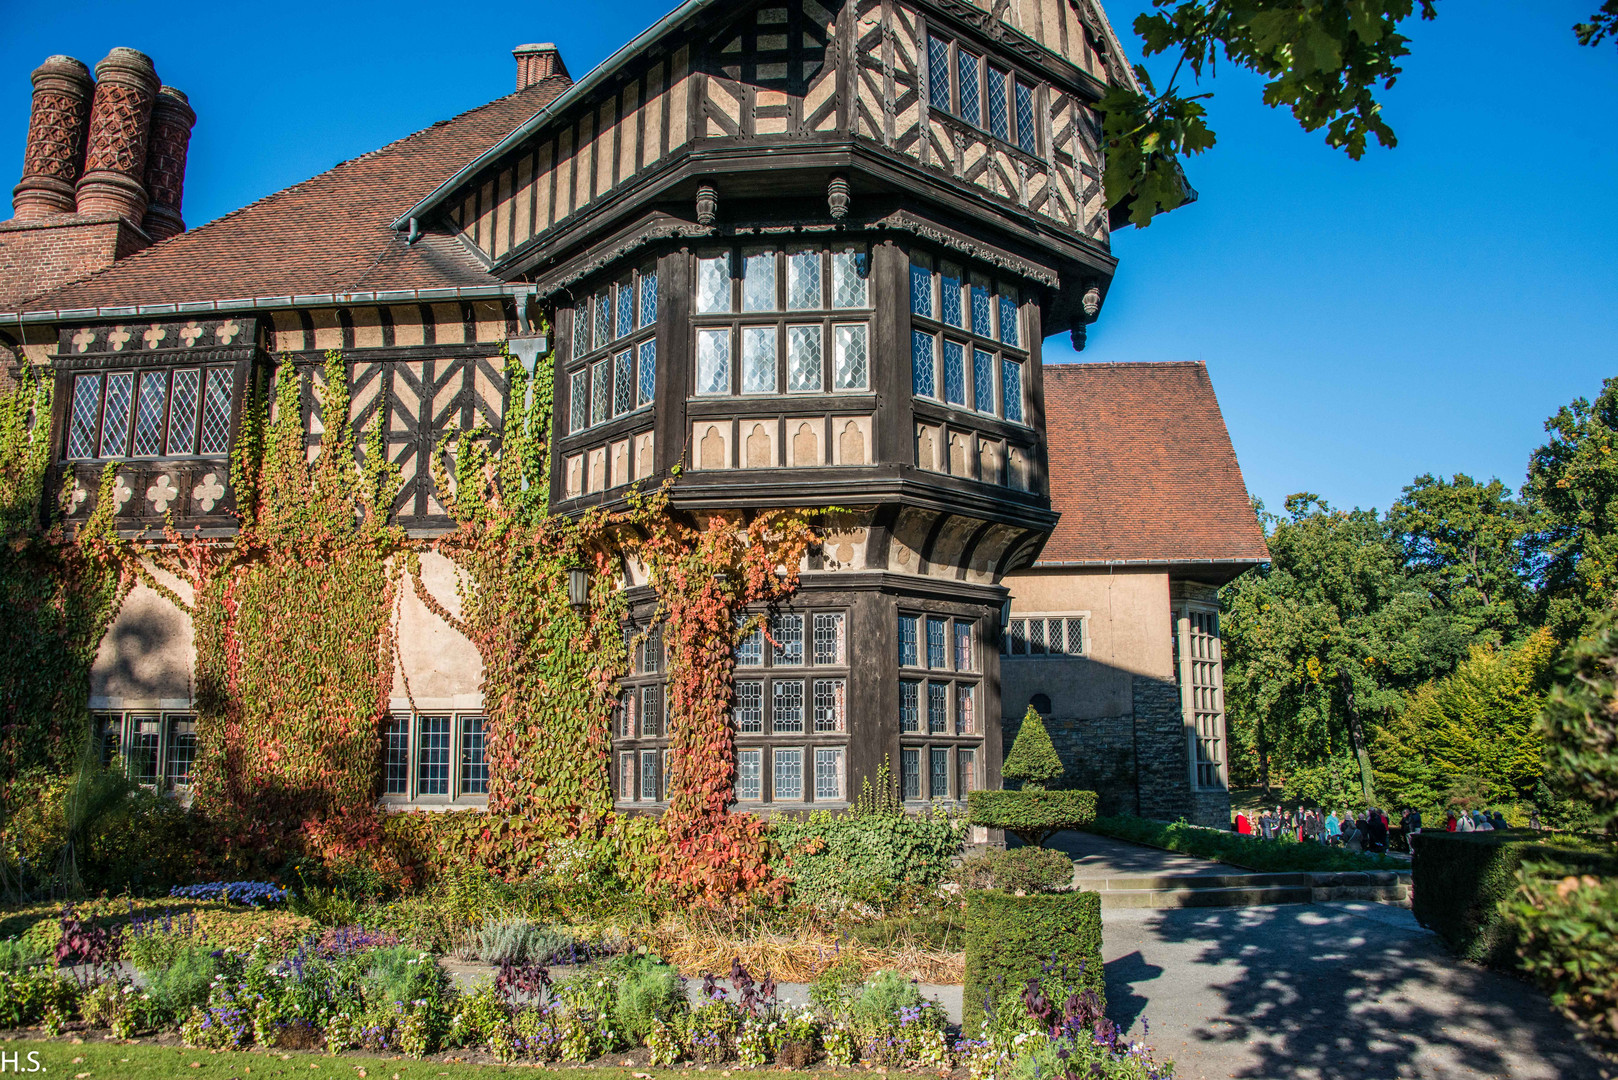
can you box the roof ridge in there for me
[1044,360,1207,370]
[27,76,571,306]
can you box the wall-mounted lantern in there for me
[568,566,590,612]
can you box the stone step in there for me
[1087,884,1316,909]
[1071,868,1412,909]
[1073,872,1314,891]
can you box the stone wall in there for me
[1001,707,1138,815]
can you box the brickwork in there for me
[0,215,141,311]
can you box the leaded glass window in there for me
[641,751,660,802]
[417,716,451,796]
[955,622,974,671]
[696,329,731,395]
[832,250,868,308]
[926,617,947,668]
[737,749,763,799]
[735,680,764,733]
[167,369,200,456]
[987,67,1010,142]
[641,684,663,737]
[1002,359,1024,423]
[833,325,868,391]
[912,331,935,398]
[813,679,845,733]
[775,748,804,801]
[900,680,920,733]
[743,252,777,312]
[773,680,805,733]
[167,719,196,787]
[569,370,589,433]
[736,619,765,667]
[132,372,166,456]
[98,372,133,458]
[787,326,822,392]
[616,280,634,339]
[973,349,996,414]
[595,290,612,347]
[640,269,658,327]
[787,252,822,310]
[460,716,487,794]
[959,749,977,794]
[613,350,634,415]
[910,260,933,318]
[957,49,981,127]
[813,613,846,665]
[697,256,732,314]
[943,341,966,406]
[590,359,611,425]
[1016,80,1038,154]
[940,263,963,328]
[199,369,233,455]
[898,615,919,666]
[574,302,591,358]
[971,276,993,337]
[1000,290,1020,346]
[128,716,159,785]
[815,748,844,800]
[771,613,805,666]
[930,747,950,799]
[902,748,921,799]
[637,341,657,406]
[385,717,409,794]
[927,36,951,111]
[66,374,101,460]
[956,684,975,734]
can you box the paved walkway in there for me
[1102,901,1611,1080]
[1046,829,1247,877]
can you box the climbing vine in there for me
[0,364,133,788]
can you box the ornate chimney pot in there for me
[695,183,718,226]
[11,55,94,220]
[513,44,569,90]
[140,86,195,241]
[75,47,160,223]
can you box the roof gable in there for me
[1039,361,1268,567]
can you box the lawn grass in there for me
[1085,814,1407,873]
[7,1040,825,1079]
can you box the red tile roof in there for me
[1038,361,1269,566]
[22,77,573,313]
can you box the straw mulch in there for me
[649,922,963,984]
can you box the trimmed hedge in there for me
[968,789,1097,847]
[1410,830,1618,966]
[963,889,1104,1033]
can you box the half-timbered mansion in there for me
[0,0,1267,828]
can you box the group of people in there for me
[1442,808,1514,832]
[1233,805,1406,853]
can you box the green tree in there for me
[1387,473,1535,647]
[1524,376,1618,639]
[1538,615,1618,837]
[1577,2,1618,48]
[1003,707,1064,790]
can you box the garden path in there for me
[1047,829,1247,876]
[1102,900,1611,1080]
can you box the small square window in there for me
[774,748,804,801]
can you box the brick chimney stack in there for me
[74,47,160,223]
[11,55,94,219]
[141,86,195,241]
[513,44,568,90]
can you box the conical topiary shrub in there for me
[1003,705,1064,790]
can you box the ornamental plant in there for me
[1004,706,1064,790]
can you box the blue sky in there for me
[3,0,1614,516]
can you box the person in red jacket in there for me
[1235,811,1252,835]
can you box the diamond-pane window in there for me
[943,341,966,406]
[640,269,658,327]
[735,680,764,733]
[569,370,589,433]
[99,372,133,458]
[1016,80,1038,154]
[132,372,166,456]
[813,613,846,665]
[910,261,933,318]
[971,278,993,337]
[940,263,963,327]
[637,341,657,406]
[833,324,868,391]
[832,250,868,308]
[574,303,591,358]
[461,716,488,794]
[927,36,951,111]
[743,252,777,312]
[787,253,821,310]
[67,374,102,460]
[898,614,919,666]
[973,350,996,414]
[199,369,233,455]
[595,290,612,346]
[616,281,634,339]
[957,50,981,126]
[1002,359,1024,423]
[696,329,731,395]
[900,680,920,732]
[697,256,731,313]
[987,67,1010,141]
[1000,291,1020,346]
[787,325,822,392]
[591,359,611,425]
[742,327,777,393]
[418,716,450,796]
[814,679,845,733]
[775,748,804,800]
[771,613,805,665]
[613,351,634,415]
[773,680,805,733]
[911,331,936,398]
[167,369,200,455]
